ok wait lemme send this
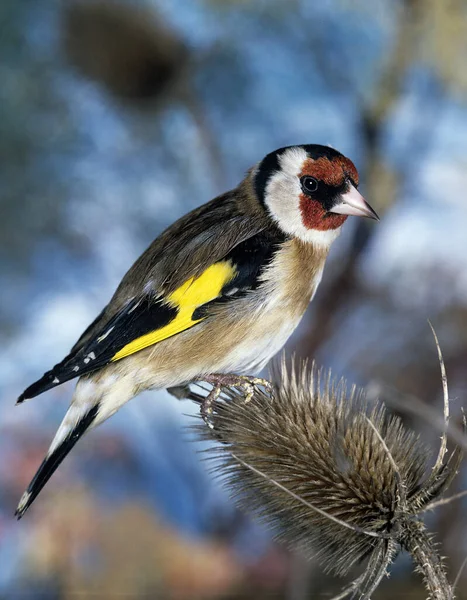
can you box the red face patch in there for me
[298,155,358,230]
[300,156,359,186]
[299,196,347,231]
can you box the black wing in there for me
[17,296,177,402]
[18,229,284,403]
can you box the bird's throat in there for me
[299,194,347,231]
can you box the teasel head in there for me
[197,329,465,600]
[62,1,189,103]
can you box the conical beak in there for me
[331,185,379,221]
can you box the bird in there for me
[15,144,379,518]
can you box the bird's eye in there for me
[300,176,319,195]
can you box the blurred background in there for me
[1,0,467,598]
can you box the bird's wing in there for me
[18,213,282,402]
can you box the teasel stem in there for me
[401,520,453,600]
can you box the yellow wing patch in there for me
[111,261,236,361]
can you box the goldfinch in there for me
[15,144,378,518]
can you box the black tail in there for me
[15,405,99,519]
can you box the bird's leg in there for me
[199,374,274,428]
[200,381,222,429]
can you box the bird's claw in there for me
[240,377,274,403]
[199,374,274,427]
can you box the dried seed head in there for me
[203,360,430,576]
[62,1,188,103]
[196,335,464,599]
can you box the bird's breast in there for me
[205,238,328,374]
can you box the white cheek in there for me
[265,172,342,248]
[266,172,303,232]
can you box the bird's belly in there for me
[209,309,302,376]
[122,304,305,393]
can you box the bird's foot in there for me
[199,374,274,428]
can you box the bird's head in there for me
[254,144,379,246]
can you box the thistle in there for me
[197,331,465,599]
